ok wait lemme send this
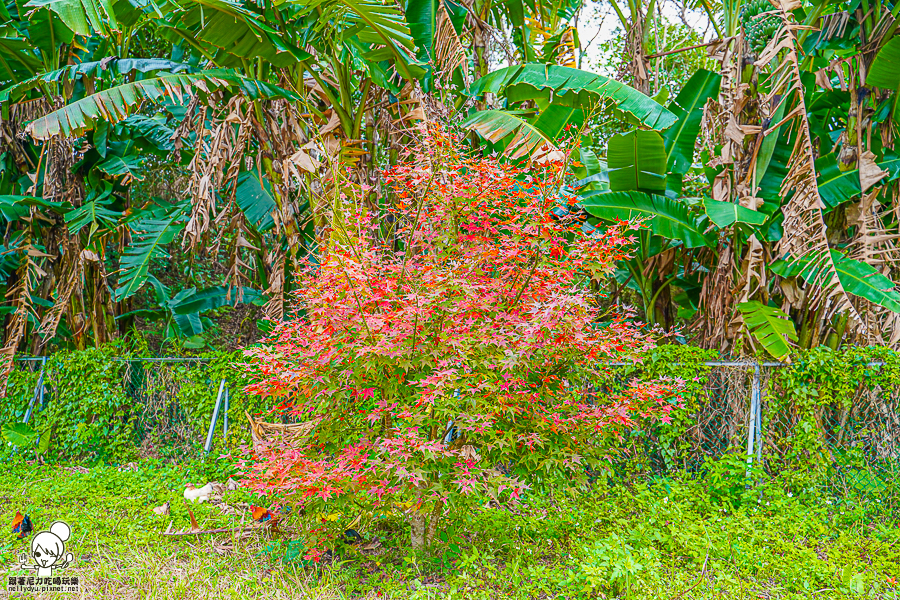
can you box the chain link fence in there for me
[124,358,223,456]
[6,357,900,498]
[8,357,249,458]
[615,361,899,498]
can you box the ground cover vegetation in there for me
[1,340,898,598]
[0,455,898,599]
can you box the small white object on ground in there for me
[184,483,215,503]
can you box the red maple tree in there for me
[240,129,682,551]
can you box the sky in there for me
[575,0,715,74]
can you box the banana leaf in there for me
[25,70,297,139]
[867,36,900,90]
[771,250,900,313]
[738,301,798,359]
[663,69,721,175]
[173,285,264,314]
[607,130,667,192]
[816,153,860,209]
[25,0,119,37]
[115,206,187,300]
[580,191,713,248]
[468,64,677,130]
[461,108,558,159]
[703,198,767,227]
[0,58,193,103]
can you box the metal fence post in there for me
[746,363,761,479]
[204,379,227,453]
[223,387,230,440]
[755,366,763,464]
[22,357,47,425]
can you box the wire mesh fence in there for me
[5,357,900,498]
[124,358,220,457]
[7,356,246,459]
[761,362,900,499]
[592,360,900,498]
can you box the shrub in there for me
[233,130,681,551]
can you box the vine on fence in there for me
[766,346,900,491]
[612,345,717,475]
[0,342,270,462]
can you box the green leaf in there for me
[235,169,276,231]
[461,104,583,157]
[96,154,145,179]
[663,69,721,175]
[0,58,192,103]
[15,5,76,66]
[757,128,793,201]
[815,153,860,209]
[703,198,767,227]
[182,333,207,348]
[0,25,46,82]
[460,109,555,159]
[173,311,203,336]
[405,0,467,75]
[771,250,900,313]
[327,0,414,49]
[468,64,677,130]
[164,0,312,68]
[36,426,52,454]
[738,301,798,359]
[25,69,298,140]
[172,285,263,314]
[607,130,667,192]
[25,0,119,37]
[867,37,900,90]
[754,97,788,187]
[279,0,417,78]
[405,0,438,59]
[580,191,712,248]
[121,114,176,153]
[0,195,68,221]
[571,148,607,191]
[65,199,120,236]
[115,206,186,300]
[1,421,39,446]
[530,104,584,140]
[879,152,900,181]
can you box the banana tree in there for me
[549,69,719,328]
[118,276,265,349]
[697,0,900,357]
[580,0,900,358]
[0,0,304,378]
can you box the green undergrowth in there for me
[0,455,898,599]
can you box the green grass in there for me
[1,454,898,599]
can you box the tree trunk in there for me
[408,504,443,551]
[652,279,674,331]
[409,511,427,550]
